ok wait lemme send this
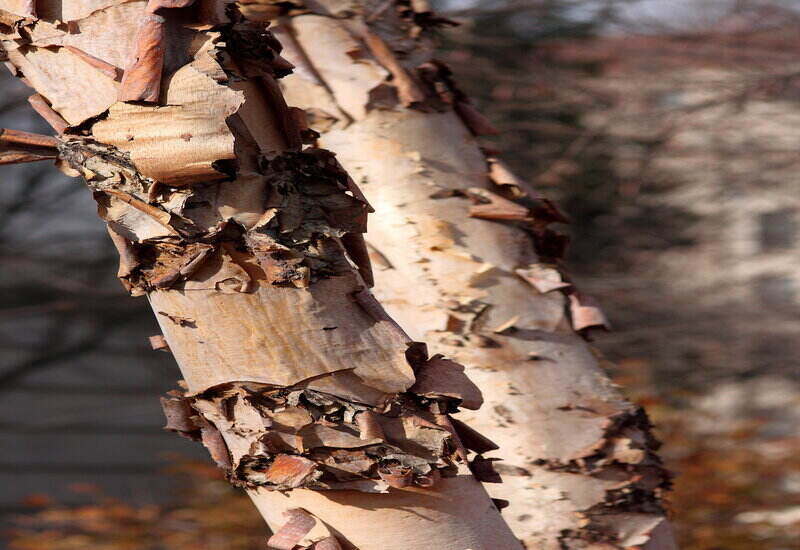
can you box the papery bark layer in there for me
[269,1,677,548]
[0,2,521,548]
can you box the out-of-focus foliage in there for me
[5,464,264,550]
[617,359,800,550]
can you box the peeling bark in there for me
[0,1,522,548]
[161,379,474,492]
[269,1,678,548]
[27,93,69,134]
[0,127,58,164]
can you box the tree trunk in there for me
[0,2,521,549]
[271,1,678,548]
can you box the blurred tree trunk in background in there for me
[0,1,522,549]
[272,1,677,548]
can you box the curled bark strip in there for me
[287,107,308,131]
[515,264,571,294]
[363,31,426,106]
[433,413,469,465]
[469,455,502,484]
[0,128,59,150]
[454,100,499,136]
[416,59,497,133]
[147,180,162,203]
[160,394,197,433]
[492,498,510,512]
[466,187,531,222]
[150,244,215,289]
[149,334,171,352]
[410,356,483,410]
[150,270,182,289]
[64,46,121,81]
[465,190,566,229]
[313,537,343,550]
[119,14,166,103]
[287,106,320,145]
[342,232,375,287]
[569,292,611,333]
[344,173,374,213]
[415,468,440,488]
[262,455,320,489]
[27,94,69,135]
[404,341,429,369]
[0,128,59,164]
[354,410,385,441]
[274,54,297,76]
[96,77,243,184]
[378,465,413,488]
[262,73,304,150]
[196,415,233,470]
[106,225,138,281]
[0,151,55,164]
[158,311,196,327]
[179,245,215,276]
[487,156,537,199]
[104,189,177,234]
[268,508,317,550]
[449,417,499,454]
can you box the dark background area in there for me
[0,73,207,507]
[2,1,800,549]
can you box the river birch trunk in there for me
[269,1,678,548]
[0,1,522,548]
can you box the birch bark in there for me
[270,1,678,548]
[0,1,521,548]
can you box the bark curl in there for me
[160,376,488,493]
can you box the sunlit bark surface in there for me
[273,1,677,548]
[0,1,522,548]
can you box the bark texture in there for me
[270,1,678,548]
[0,1,521,548]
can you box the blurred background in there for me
[2,1,800,548]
